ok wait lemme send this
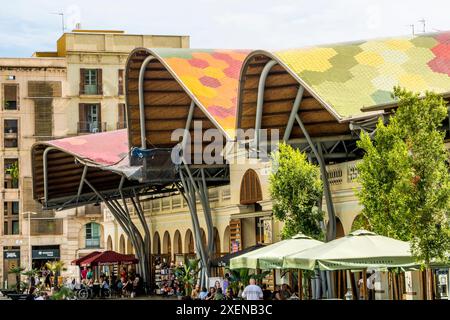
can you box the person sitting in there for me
[205,287,216,300]
[100,276,110,297]
[199,287,208,300]
[280,284,292,300]
[214,288,224,300]
[273,285,282,300]
[191,284,201,300]
[262,284,272,300]
[224,288,234,300]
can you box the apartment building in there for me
[0,30,189,288]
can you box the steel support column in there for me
[283,86,304,141]
[294,113,336,241]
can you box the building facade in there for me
[0,30,189,287]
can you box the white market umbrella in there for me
[230,232,323,270]
[283,230,417,271]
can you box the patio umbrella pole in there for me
[298,270,303,300]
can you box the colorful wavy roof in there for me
[273,31,450,119]
[152,48,251,137]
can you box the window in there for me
[85,222,101,248]
[3,201,20,235]
[118,69,124,95]
[4,119,18,148]
[80,69,102,95]
[4,159,19,189]
[78,103,103,133]
[117,103,127,129]
[2,84,19,110]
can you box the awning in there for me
[80,250,138,267]
[71,251,102,266]
[210,244,265,267]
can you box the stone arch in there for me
[240,169,263,205]
[153,231,161,254]
[173,230,182,255]
[126,237,134,254]
[162,231,171,255]
[351,214,370,231]
[200,228,207,248]
[119,234,126,254]
[222,226,230,253]
[184,229,194,254]
[106,235,113,251]
[336,217,345,238]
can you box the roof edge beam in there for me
[43,147,58,205]
[139,55,155,149]
[254,60,278,149]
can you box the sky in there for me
[1,0,450,57]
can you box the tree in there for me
[8,266,25,293]
[45,261,67,288]
[356,87,450,268]
[269,142,324,240]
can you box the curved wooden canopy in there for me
[125,48,250,151]
[237,51,358,142]
[31,130,144,207]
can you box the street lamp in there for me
[22,211,37,270]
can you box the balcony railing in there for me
[86,238,101,248]
[77,121,107,134]
[326,160,361,190]
[116,121,127,129]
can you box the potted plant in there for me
[174,259,200,299]
[45,261,67,289]
[227,268,270,298]
[8,266,25,293]
[21,268,39,291]
[5,161,19,188]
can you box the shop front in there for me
[2,247,20,289]
[31,245,60,270]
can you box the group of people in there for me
[189,276,299,301]
[77,266,143,298]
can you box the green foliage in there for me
[356,87,450,266]
[45,260,67,288]
[50,286,76,300]
[226,268,270,294]
[8,266,25,292]
[174,259,201,296]
[269,142,324,240]
[5,161,19,184]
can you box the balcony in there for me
[116,121,127,129]
[77,121,107,134]
[326,160,360,191]
[85,238,101,248]
[30,218,63,236]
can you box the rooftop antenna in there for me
[418,18,426,33]
[51,12,65,33]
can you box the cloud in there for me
[0,0,449,57]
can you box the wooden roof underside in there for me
[237,54,351,140]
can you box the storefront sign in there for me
[3,250,20,260]
[32,249,60,259]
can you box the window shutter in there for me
[79,69,85,95]
[15,84,20,109]
[118,69,124,95]
[239,169,263,205]
[97,103,102,131]
[97,69,103,95]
